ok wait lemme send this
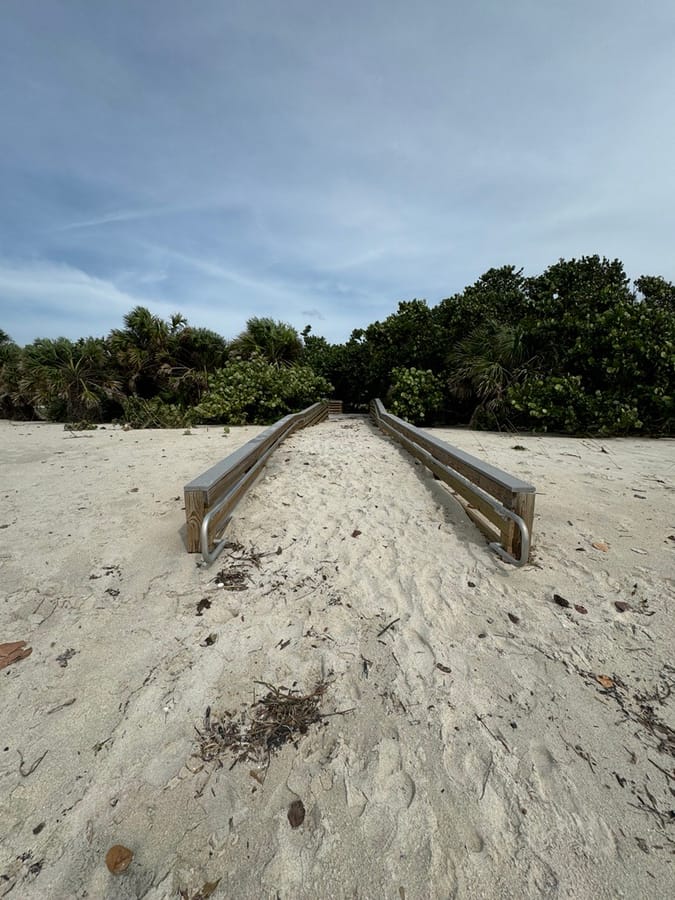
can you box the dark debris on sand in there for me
[195,682,328,770]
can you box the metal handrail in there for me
[371,400,533,567]
[199,428,288,564]
[186,401,328,563]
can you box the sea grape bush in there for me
[387,367,443,426]
[193,356,332,425]
[1,256,673,434]
[121,396,195,429]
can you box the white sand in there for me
[1,417,673,899]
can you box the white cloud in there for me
[0,259,171,344]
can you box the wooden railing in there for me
[184,402,328,562]
[370,400,535,566]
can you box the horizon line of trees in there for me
[1,255,673,435]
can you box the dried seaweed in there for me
[195,682,328,770]
[587,666,675,759]
[212,543,281,592]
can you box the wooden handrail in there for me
[184,402,328,557]
[370,399,535,565]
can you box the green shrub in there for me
[193,357,332,425]
[387,367,443,425]
[508,375,644,434]
[121,396,195,428]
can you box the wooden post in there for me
[184,490,206,553]
[502,491,536,562]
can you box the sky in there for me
[1,0,674,347]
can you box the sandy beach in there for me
[1,416,674,899]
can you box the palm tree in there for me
[170,326,229,404]
[448,320,535,428]
[19,337,121,421]
[230,317,302,366]
[0,331,26,418]
[108,306,177,397]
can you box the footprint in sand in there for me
[358,733,417,849]
[529,741,557,799]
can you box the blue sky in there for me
[1,0,674,346]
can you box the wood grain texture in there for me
[184,402,328,554]
[370,399,536,563]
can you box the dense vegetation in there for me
[1,256,673,434]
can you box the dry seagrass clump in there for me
[195,681,328,770]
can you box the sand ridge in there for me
[0,417,673,899]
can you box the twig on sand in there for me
[18,749,48,777]
[195,681,329,770]
[476,714,510,752]
[377,617,400,638]
[46,698,76,715]
[479,753,494,800]
[648,757,675,781]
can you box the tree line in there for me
[1,255,673,434]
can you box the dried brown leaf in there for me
[288,799,305,828]
[105,844,133,874]
[596,675,615,689]
[195,879,221,899]
[0,641,32,670]
[592,541,609,552]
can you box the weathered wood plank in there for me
[185,490,206,553]
[184,401,328,555]
[372,400,534,503]
[503,489,536,560]
[371,398,536,564]
[378,418,508,532]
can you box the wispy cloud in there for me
[0,259,164,344]
[54,207,179,232]
[1,0,674,345]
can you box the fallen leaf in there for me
[553,594,570,608]
[507,612,520,625]
[105,844,133,874]
[435,663,452,674]
[196,598,211,616]
[574,605,588,614]
[592,541,609,552]
[194,881,221,900]
[635,837,650,854]
[614,601,630,613]
[288,799,305,828]
[351,530,362,538]
[596,675,614,689]
[0,641,32,670]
